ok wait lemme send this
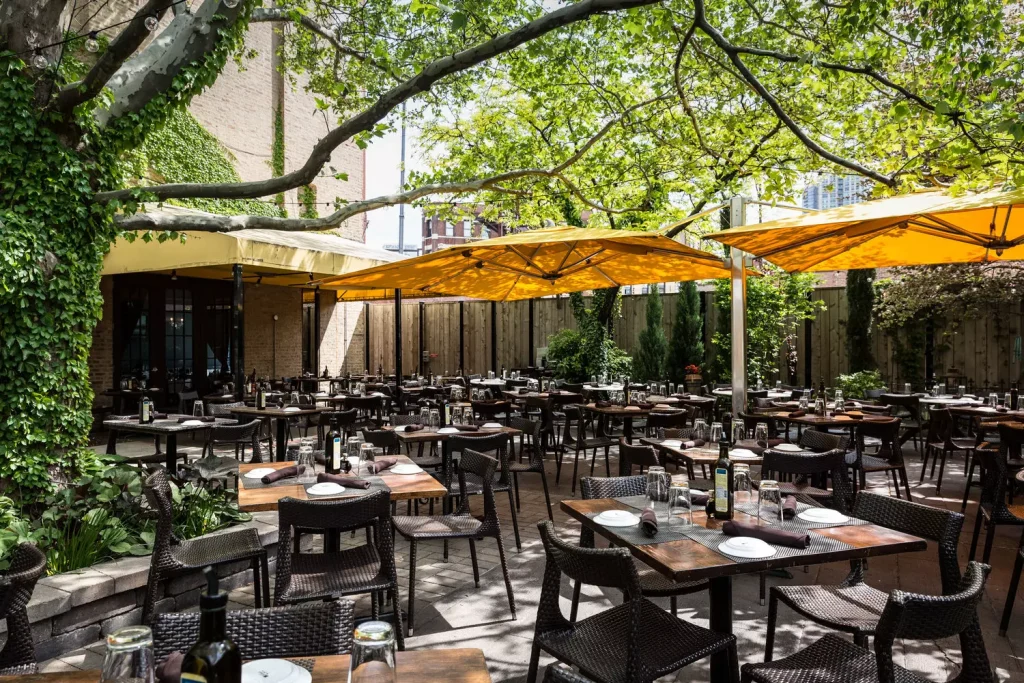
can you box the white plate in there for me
[181,419,206,427]
[390,464,424,475]
[798,508,849,524]
[438,427,459,434]
[307,482,345,496]
[243,468,276,480]
[242,659,312,683]
[731,448,759,459]
[482,422,502,428]
[594,510,641,527]
[283,406,301,412]
[774,443,804,453]
[718,536,777,558]
[661,439,683,448]
[392,425,408,432]
[370,392,386,397]
[315,392,328,396]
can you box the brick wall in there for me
[88,277,115,408]
[243,283,302,380]
[317,298,368,375]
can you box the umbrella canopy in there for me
[327,287,445,302]
[707,187,1024,271]
[315,225,733,301]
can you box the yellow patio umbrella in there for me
[707,187,1024,271]
[315,225,733,301]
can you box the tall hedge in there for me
[667,281,704,383]
[846,269,875,372]
[633,286,667,381]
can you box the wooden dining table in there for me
[583,402,661,442]
[639,437,763,478]
[561,494,927,683]
[0,648,492,683]
[229,405,327,462]
[237,457,448,512]
[103,415,235,471]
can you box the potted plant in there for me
[684,364,703,393]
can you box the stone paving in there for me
[36,427,1024,681]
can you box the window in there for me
[119,289,149,380]
[464,219,473,237]
[445,220,454,237]
[164,288,193,393]
[424,218,432,237]
[205,295,231,379]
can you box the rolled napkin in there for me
[722,520,810,548]
[681,438,706,448]
[689,491,709,507]
[595,400,612,408]
[156,652,183,683]
[402,423,424,432]
[317,473,371,489]
[997,406,1009,413]
[787,410,806,418]
[368,457,399,474]
[177,416,216,423]
[640,507,658,537]
[861,415,894,422]
[455,424,480,432]
[518,388,530,394]
[261,465,305,484]
[782,495,797,519]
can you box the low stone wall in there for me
[5,512,278,662]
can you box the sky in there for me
[363,126,425,253]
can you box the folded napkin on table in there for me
[156,651,183,683]
[455,424,480,431]
[681,438,706,449]
[787,410,806,418]
[722,520,809,548]
[261,465,305,484]
[177,416,216,423]
[317,473,371,489]
[736,439,784,455]
[595,400,612,408]
[997,406,1009,413]
[861,415,894,422]
[640,507,658,537]
[518,388,530,394]
[689,491,709,507]
[402,424,424,432]
[782,495,797,519]
[369,457,398,474]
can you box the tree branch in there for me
[692,0,896,188]
[97,0,663,204]
[52,0,173,113]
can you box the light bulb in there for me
[31,52,48,70]
[85,32,100,52]
[223,0,240,7]
[144,15,159,31]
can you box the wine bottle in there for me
[140,396,151,424]
[713,433,734,520]
[180,567,241,683]
[325,417,342,474]
[256,385,266,411]
[1013,383,1019,411]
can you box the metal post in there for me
[490,301,497,373]
[398,102,407,255]
[528,298,535,367]
[313,287,321,374]
[418,301,425,376]
[395,289,403,405]
[729,196,748,419]
[459,301,465,373]
[364,302,370,372]
[232,264,245,394]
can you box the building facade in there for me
[420,203,506,253]
[801,174,872,211]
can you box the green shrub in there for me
[633,287,667,381]
[833,370,886,399]
[547,328,632,382]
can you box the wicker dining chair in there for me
[344,395,385,430]
[316,409,358,447]
[848,417,912,499]
[0,544,47,676]
[392,449,516,636]
[274,489,405,649]
[765,492,964,660]
[360,428,401,455]
[471,399,513,425]
[153,601,355,663]
[572,475,710,623]
[747,561,991,683]
[442,432,522,551]
[142,470,269,624]
[565,406,614,494]
[1001,542,1024,637]
[968,434,1024,565]
[201,418,263,463]
[643,410,688,437]
[617,438,664,475]
[504,416,551,518]
[920,407,975,495]
[760,448,852,511]
[527,520,738,683]
[797,429,849,453]
[877,393,925,453]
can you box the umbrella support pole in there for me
[729,196,748,419]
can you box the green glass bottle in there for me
[180,568,241,683]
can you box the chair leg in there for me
[920,446,930,483]
[765,591,779,662]
[727,641,741,683]
[540,470,554,522]
[407,540,417,637]
[260,553,270,607]
[507,487,522,552]
[1000,542,1024,636]
[495,534,517,619]
[571,446,582,494]
[962,456,976,514]
[251,558,263,609]
[670,595,677,617]
[900,467,912,500]
[935,449,948,494]
[526,642,542,683]
[969,509,984,561]
[983,519,998,564]
[468,539,480,586]
[604,446,611,477]
[513,473,521,512]
[570,580,582,623]
[853,632,868,649]
[759,572,766,606]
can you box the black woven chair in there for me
[392,449,516,636]
[360,428,401,455]
[274,489,405,649]
[746,561,991,683]
[565,406,614,494]
[441,432,522,551]
[760,448,852,511]
[471,399,513,425]
[848,418,912,499]
[643,410,688,437]
[765,492,965,660]
[153,601,355,663]
[344,395,384,430]
[617,438,664,475]
[545,664,596,683]
[201,418,262,463]
[573,475,709,621]
[877,393,924,453]
[1001,542,1024,636]
[509,416,554,522]
[968,436,1024,564]
[527,520,738,683]
[316,409,358,447]
[797,429,849,453]
[142,470,268,624]
[921,407,975,494]
[0,544,46,676]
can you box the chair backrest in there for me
[579,474,647,500]
[748,389,769,400]
[390,413,423,426]
[344,395,383,412]
[143,470,179,570]
[762,449,851,512]
[458,449,500,521]
[207,401,244,416]
[854,417,903,464]
[510,416,544,464]
[999,422,1024,461]
[739,412,778,437]
[319,409,355,427]
[0,543,47,673]
[864,388,884,399]
[853,492,965,594]
[873,562,990,683]
[153,602,355,663]
[644,411,688,431]
[618,438,662,473]
[658,427,695,440]
[360,428,399,453]
[177,390,199,415]
[878,393,921,420]
[209,418,261,444]
[798,429,849,452]
[449,432,510,456]
[561,383,584,394]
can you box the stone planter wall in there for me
[4,512,278,662]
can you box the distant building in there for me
[383,244,422,257]
[420,203,507,253]
[802,174,871,210]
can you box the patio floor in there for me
[40,429,1024,681]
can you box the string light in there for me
[31,52,49,70]
[85,32,100,53]
[223,0,240,7]
[144,15,159,31]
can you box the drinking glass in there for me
[733,464,752,497]
[775,380,782,390]
[833,389,844,406]
[291,391,300,404]
[101,626,154,683]
[694,418,707,442]
[419,406,430,426]
[348,621,397,683]
[450,406,462,425]
[754,422,769,447]
[756,480,783,524]
[192,401,204,417]
[488,370,495,380]
[709,421,723,444]
[798,395,809,410]
[731,422,746,445]
[590,375,598,385]
[429,408,441,429]
[903,382,912,395]
[802,389,811,401]
[668,382,676,395]
[668,484,692,528]
[346,437,363,473]
[646,466,670,521]
[297,445,316,483]
[359,442,375,476]
[989,392,999,407]
[958,384,966,398]
[1005,392,1013,409]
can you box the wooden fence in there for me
[363,289,1024,390]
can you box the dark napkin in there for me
[177,416,216,423]
[681,439,706,448]
[262,465,305,484]
[862,415,894,423]
[782,495,797,519]
[454,424,480,432]
[518,388,530,394]
[156,651,183,683]
[595,400,612,408]
[690,491,709,507]
[722,520,810,548]
[997,406,1009,413]
[369,457,398,474]
[640,507,658,537]
[141,413,169,422]
[787,410,806,418]
[317,473,371,489]
[401,424,424,432]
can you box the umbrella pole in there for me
[729,196,748,420]
[395,289,403,406]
